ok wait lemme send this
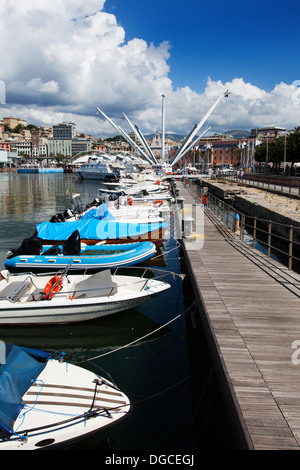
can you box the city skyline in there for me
[0,0,299,138]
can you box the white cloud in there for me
[0,0,299,137]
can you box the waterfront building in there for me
[48,139,72,157]
[0,149,21,167]
[251,127,286,139]
[0,141,10,151]
[53,122,76,140]
[71,138,93,156]
[3,117,27,130]
[10,140,32,156]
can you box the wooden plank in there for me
[178,182,300,450]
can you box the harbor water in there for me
[0,172,234,451]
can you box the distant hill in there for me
[145,133,185,142]
[145,130,251,142]
[224,129,250,138]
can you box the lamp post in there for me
[284,130,287,173]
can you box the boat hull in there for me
[0,357,131,450]
[5,242,156,273]
[0,273,170,325]
[81,226,165,247]
[0,294,153,325]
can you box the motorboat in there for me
[51,197,168,225]
[35,209,168,246]
[99,181,170,197]
[0,268,171,325]
[0,343,131,450]
[5,233,157,273]
[76,155,121,181]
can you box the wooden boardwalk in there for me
[178,181,300,449]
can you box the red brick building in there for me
[171,137,249,169]
[0,141,11,151]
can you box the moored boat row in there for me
[0,168,178,449]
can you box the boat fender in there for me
[154,200,163,207]
[43,275,63,300]
[128,197,133,206]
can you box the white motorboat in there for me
[0,343,131,450]
[51,194,169,225]
[0,268,170,325]
[76,155,121,181]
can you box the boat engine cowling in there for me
[62,230,81,256]
[7,236,43,259]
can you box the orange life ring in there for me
[43,275,63,300]
[128,197,133,206]
[154,200,163,207]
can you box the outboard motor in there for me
[50,213,65,223]
[7,236,43,259]
[63,208,74,220]
[109,193,119,201]
[91,198,101,207]
[62,230,81,256]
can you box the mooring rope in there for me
[85,302,197,362]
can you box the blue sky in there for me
[104,0,300,93]
[0,0,299,136]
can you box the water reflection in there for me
[0,172,235,450]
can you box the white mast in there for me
[171,124,197,166]
[177,127,210,161]
[134,124,157,164]
[96,107,153,164]
[122,113,156,164]
[171,88,229,167]
[161,94,166,164]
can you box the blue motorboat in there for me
[34,203,168,246]
[5,231,157,273]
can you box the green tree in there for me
[255,128,300,164]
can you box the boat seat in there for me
[74,270,118,298]
[0,280,33,302]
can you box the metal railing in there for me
[220,174,300,197]
[206,192,300,271]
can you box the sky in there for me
[0,0,299,138]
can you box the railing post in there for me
[253,217,257,249]
[268,220,272,257]
[289,225,293,270]
[241,214,245,241]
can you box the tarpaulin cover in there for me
[0,343,50,434]
[36,204,167,242]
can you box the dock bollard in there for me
[183,216,194,239]
[234,212,240,234]
[176,196,185,210]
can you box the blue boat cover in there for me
[0,343,50,434]
[36,204,167,241]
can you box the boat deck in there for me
[178,181,300,449]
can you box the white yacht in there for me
[76,154,121,181]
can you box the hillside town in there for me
[0,115,292,171]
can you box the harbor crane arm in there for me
[171,88,229,167]
[96,107,153,164]
[122,113,157,164]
